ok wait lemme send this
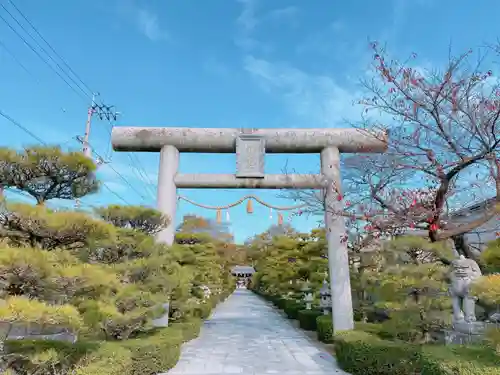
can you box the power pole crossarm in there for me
[81,93,119,159]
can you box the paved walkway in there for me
[161,289,349,375]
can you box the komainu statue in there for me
[449,255,482,323]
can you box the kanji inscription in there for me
[236,134,265,178]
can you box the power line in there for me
[0,109,45,143]
[125,152,157,199]
[0,2,155,206]
[0,3,92,100]
[99,120,157,201]
[0,38,39,82]
[125,153,157,200]
[6,0,93,95]
[0,39,134,205]
[0,8,90,102]
[0,109,130,205]
[75,108,154,204]
[79,139,150,203]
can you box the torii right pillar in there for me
[321,146,353,331]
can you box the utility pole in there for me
[79,93,119,159]
[82,93,97,158]
[75,95,119,210]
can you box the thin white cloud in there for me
[267,6,299,23]
[235,0,261,51]
[136,9,169,41]
[243,56,363,127]
[236,0,259,32]
[388,0,434,44]
[235,1,298,52]
[115,0,169,42]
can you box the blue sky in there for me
[0,0,498,243]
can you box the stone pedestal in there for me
[152,302,170,328]
[444,321,497,345]
[3,323,77,343]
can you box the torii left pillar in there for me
[157,145,179,245]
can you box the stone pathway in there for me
[161,289,349,375]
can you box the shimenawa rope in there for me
[177,194,305,224]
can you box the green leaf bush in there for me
[316,314,333,343]
[283,300,305,320]
[0,147,238,375]
[0,297,83,330]
[248,229,500,374]
[297,309,322,331]
[119,325,186,375]
[2,340,98,375]
[334,330,500,375]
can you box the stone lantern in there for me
[319,279,332,315]
[301,280,313,310]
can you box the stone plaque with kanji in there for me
[236,134,265,178]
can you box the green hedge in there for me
[3,339,99,374]
[275,297,289,310]
[120,325,186,375]
[174,319,203,342]
[316,314,386,343]
[297,309,323,331]
[334,330,500,375]
[2,318,203,375]
[266,294,280,305]
[72,342,133,375]
[283,300,305,320]
[316,314,333,343]
[192,302,213,319]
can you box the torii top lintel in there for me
[111,127,388,154]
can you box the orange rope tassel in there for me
[216,209,222,223]
[246,199,253,214]
[278,213,284,225]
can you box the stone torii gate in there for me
[111,126,387,332]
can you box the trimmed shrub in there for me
[316,317,385,343]
[353,322,384,336]
[72,342,132,375]
[316,314,333,343]
[335,331,421,375]
[268,295,280,305]
[3,339,97,374]
[275,297,289,310]
[419,345,500,374]
[120,326,185,375]
[297,309,322,331]
[3,340,133,375]
[173,319,202,342]
[334,330,500,375]
[283,300,305,320]
[192,302,213,319]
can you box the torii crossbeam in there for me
[111,126,388,332]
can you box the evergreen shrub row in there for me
[255,290,500,375]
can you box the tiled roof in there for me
[447,197,496,219]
